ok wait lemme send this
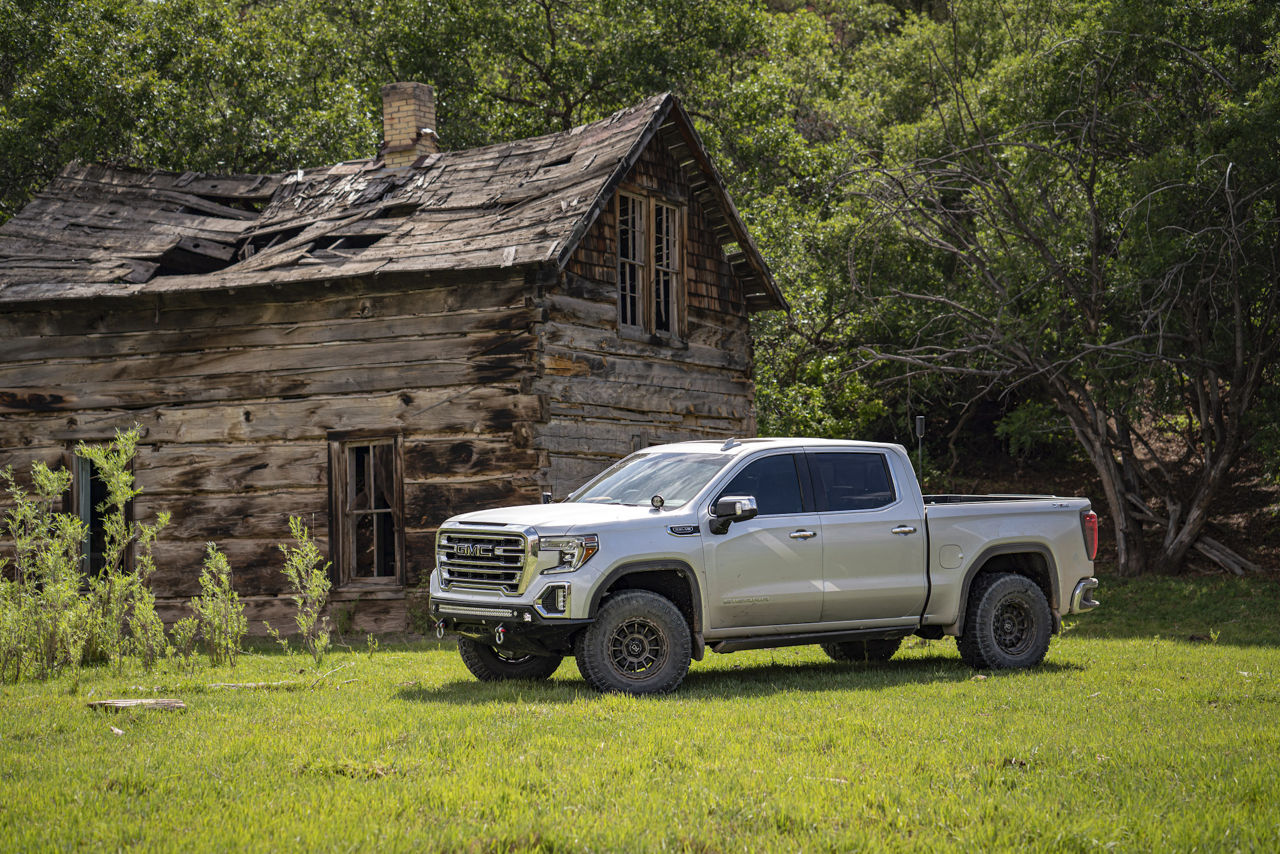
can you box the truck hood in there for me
[443,501,681,533]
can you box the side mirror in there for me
[709,495,759,535]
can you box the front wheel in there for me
[574,590,691,695]
[956,573,1052,669]
[456,637,563,682]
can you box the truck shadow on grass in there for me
[396,655,1084,704]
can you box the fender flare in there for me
[954,542,1059,634]
[588,559,704,634]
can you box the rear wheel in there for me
[820,637,902,663]
[957,572,1052,669]
[574,590,691,695]
[457,637,563,682]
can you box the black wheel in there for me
[821,637,902,663]
[957,573,1052,669]
[456,636,563,682]
[574,590,691,695]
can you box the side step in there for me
[709,625,918,655]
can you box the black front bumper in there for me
[430,597,591,656]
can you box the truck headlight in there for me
[539,534,599,574]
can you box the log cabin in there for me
[0,84,785,631]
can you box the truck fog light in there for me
[536,583,570,617]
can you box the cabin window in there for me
[617,192,683,338]
[331,438,404,586]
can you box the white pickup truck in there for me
[429,438,1100,694]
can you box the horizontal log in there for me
[150,538,297,598]
[404,478,540,529]
[0,355,531,413]
[0,272,529,339]
[541,324,748,372]
[0,327,533,390]
[135,489,326,542]
[402,437,538,480]
[137,443,327,494]
[537,376,750,420]
[0,386,543,445]
[0,305,534,363]
[0,445,67,477]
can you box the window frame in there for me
[616,189,686,341]
[804,451,900,513]
[328,434,406,589]
[713,452,816,517]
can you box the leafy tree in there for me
[852,0,1280,574]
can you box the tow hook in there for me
[495,624,507,645]
[434,619,446,640]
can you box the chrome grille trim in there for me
[436,529,534,594]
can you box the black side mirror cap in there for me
[709,495,759,534]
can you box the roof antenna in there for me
[720,437,741,451]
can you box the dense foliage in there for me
[2,0,1276,574]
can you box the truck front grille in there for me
[437,531,529,594]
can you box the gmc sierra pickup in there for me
[429,438,1100,695]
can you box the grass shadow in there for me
[396,655,1085,704]
[678,655,1084,698]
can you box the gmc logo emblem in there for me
[454,544,493,558]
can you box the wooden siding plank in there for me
[0,387,544,444]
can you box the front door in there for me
[703,452,824,629]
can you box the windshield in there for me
[568,452,732,508]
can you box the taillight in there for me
[1081,510,1099,561]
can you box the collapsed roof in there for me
[0,94,784,311]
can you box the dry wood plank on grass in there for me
[88,699,187,712]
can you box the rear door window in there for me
[808,453,896,512]
[716,454,808,516]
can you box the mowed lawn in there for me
[1,576,1278,852]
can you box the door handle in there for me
[789,529,817,540]
[891,525,918,536]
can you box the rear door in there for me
[807,450,928,625]
[702,452,824,629]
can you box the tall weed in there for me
[192,543,247,667]
[76,428,170,670]
[0,464,89,681]
[274,516,332,664]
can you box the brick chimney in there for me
[380,82,438,167]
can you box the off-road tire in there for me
[456,637,563,682]
[820,637,902,663]
[574,590,691,695]
[956,572,1052,669]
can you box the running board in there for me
[709,625,918,655]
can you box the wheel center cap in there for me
[627,638,644,657]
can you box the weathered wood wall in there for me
[0,270,545,630]
[545,135,755,494]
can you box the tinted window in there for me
[809,453,896,511]
[717,454,806,516]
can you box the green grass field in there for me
[2,575,1278,852]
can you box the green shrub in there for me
[76,428,170,671]
[0,464,90,682]
[276,516,332,664]
[168,617,200,672]
[191,543,247,667]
